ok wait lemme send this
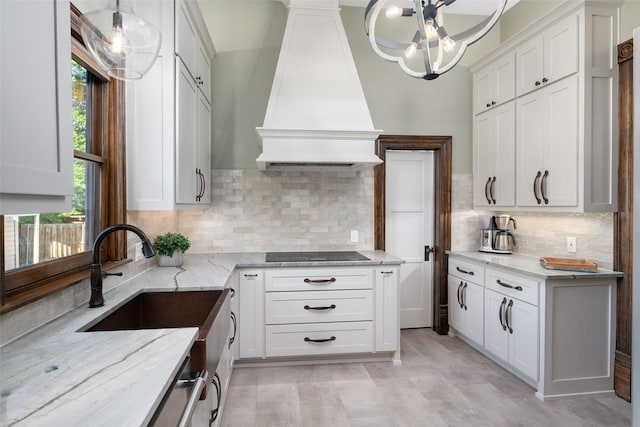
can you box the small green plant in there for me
[152,232,191,257]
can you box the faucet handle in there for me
[102,271,124,279]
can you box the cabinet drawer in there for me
[265,322,373,357]
[486,268,539,306]
[266,290,373,324]
[449,258,484,284]
[265,268,373,292]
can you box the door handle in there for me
[424,245,434,261]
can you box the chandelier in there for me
[365,0,507,80]
[80,0,161,81]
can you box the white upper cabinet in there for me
[176,0,212,103]
[127,0,214,210]
[471,1,619,213]
[473,101,516,208]
[516,76,578,208]
[176,0,197,74]
[1,0,73,215]
[515,13,578,97]
[473,52,515,115]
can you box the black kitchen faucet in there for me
[89,224,155,308]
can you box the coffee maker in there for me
[479,215,517,254]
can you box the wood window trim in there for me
[373,135,452,335]
[0,4,127,314]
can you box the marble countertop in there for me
[447,251,623,279]
[0,250,402,426]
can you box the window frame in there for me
[0,4,127,313]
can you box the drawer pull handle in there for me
[244,274,258,278]
[380,271,394,274]
[304,336,336,343]
[455,266,474,276]
[496,279,523,291]
[304,278,336,284]
[304,304,336,311]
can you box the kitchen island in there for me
[0,251,401,426]
[447,251,622,400]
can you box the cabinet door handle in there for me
[462,283,468,311]
[542,77,548,83]
[229,311,237,349]
[533,171,542,204]
[535,80,541,86]
[304,304,336,311]
[489,176,496,204]
[496,279,523,291]
[506,299,514,334]
[491,101,496,106]
[541,170,549,205]
[499,297,507,331]
[209,372,222,424]
[484,177,492,204]
[457,281,463,308]
[229,287,236,298]
[304,336,336,343]
[455,266,474,276]
[304,278,336,284]
[199,169,206,200]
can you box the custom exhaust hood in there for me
[256,0,383,170]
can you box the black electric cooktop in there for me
[265,251,370,263]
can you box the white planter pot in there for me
[157,250,183,267]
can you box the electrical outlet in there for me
[133,242,144,261]
[566,237,577,253]
[350,230,359,243]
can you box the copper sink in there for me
[83,289,231,397]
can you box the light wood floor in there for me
[220,329,632,426]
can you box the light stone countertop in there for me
[447,251,623,279]
[0,250,402,426]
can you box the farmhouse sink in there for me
[83,289,231,397]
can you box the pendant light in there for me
[80,0,161,81]
[365,0,507,80]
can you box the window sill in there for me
[1,259,131,315]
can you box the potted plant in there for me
[152,232,191,267]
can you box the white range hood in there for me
[256,0,382,170]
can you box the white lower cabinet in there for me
[238,270,265,359]
[448,255,617,400]
[484,288,538,382]
[237,266,399,361]
[447,275,484,347]
[447,258,484,347]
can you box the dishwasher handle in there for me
[177,369,209,427]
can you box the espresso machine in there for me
[479,215,517,254]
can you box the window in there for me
[0,4,127,312]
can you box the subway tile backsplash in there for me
[129,169,375,253]
[129,171,614,268]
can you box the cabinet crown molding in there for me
[470,0,622,73]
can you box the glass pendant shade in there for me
[365,0,507,80]
[80,0,161,81]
